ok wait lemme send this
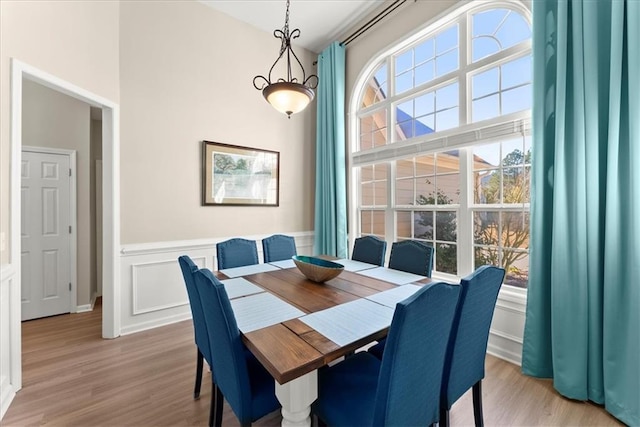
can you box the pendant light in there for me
[253,0,318,118]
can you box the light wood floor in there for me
[3,300,623,426]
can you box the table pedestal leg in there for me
[275,370,318,427]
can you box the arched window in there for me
[350,2,532,288]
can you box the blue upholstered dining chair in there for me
[312,281,461,427]
[216,238,259,270]
[439,265,505,427]
[262,234,297,263]
[388,239,434,277]
[194,268,280,427]
[351,235,387,266]
[178,255,211,400]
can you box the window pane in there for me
[436,242,457,274]
[373,127,388,147]
[361,165,374,181]
[502,85,532,114]
[502,56,532,89]
[415,155,435,176]
[474,211,499,245]
[472,37,500,62]
[473,67,499,99]
[372,211,386,235]
[361,63,388,108]
[395,178,414,205]
[415,61,435,86]
[503,167,525,203]
[436,211,457,241]
[474,169,500,203]
[415,177,436,205]
[436,25,458,54]
[436,49,458,76]
[374,163,388,180]
[415,92,435,116]
[436,83,459,110]
[395,50,413,74]
[473,142,501,169]
[395,71,413,94]
[397,211,412,238]
[374,181,387,205]
[436,174,460,204]
[503,212,529,249]
[361,210,372,233]
[503,249,529,288]
[397,159,414,179]
[414,211,433,239]
[436,151,460,174]
[472,94,500,122]
[435,107,459,131]
[361,182,374,205]
[415,39,435,63]
[475,246,499,268]
[495,12,531,49]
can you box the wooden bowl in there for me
[293,256,344,283]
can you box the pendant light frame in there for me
[253,0,318,118]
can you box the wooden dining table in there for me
[216,262,432,427]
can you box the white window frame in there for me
[348,1,532,290]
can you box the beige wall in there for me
[22,80,94,307]
[1,0,317,259]
[0,0,120,264]
[119,1,316,244]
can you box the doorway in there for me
[7,59,121,396]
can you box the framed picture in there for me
[202,141,280,206]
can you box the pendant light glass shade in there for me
[253,0,318,118]
[263,82,315,117]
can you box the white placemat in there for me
[220,277,265,300]
[356,266,428,285]
[299,299,394,347]
[230,292,305,333]
[219,263,280,278]
[365,284,422,308]
[333,258,379,272]
[269,259,296,269]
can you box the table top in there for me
[217,264,432,385]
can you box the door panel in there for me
[21,150,72,320]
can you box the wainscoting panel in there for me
[119,232,314,336]
[487,288,526,365]
[0,265,19,420]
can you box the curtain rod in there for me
[340,0,408,46]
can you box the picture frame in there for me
[202,140,280,206]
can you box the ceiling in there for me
[200,0,385,53]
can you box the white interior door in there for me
[21,150,72,320]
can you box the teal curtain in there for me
[314,42,347,258]
[522,1,639,425]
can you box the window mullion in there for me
[458,148,474,276]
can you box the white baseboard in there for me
[0,375,15,421]
[120,311,192,336]
[75,293,97,313]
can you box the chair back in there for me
[352,235,387,266]
[373,281,461,426]
[178,255,210,364]
[194,268,254,424]
[262,234,297,263]
[216,238,259,270]
[441,265,505,409]
[388,240,434,277]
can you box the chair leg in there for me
[214,384,224,427]
[472,380,484,427]
[439,407,450,427]
[194,349,204,399]
[208,380,216,427]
